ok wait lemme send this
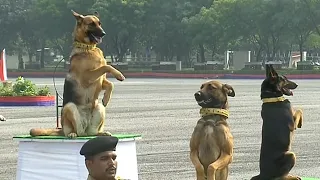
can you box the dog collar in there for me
[88,175,122,180]
[200,108,229,118]
[73,41,96,50]
[262,96,286,103]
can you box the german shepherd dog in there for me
[251,65,303,180]
[190,80,235,180]
[30,10,125,138]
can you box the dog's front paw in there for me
[297,109,303,128]
[115,73,125,81]
[97,131,112,136]
[67,133,78,139]
[283,175,302,180]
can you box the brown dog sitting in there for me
[190,80,235,180]
[251,65,303,180]
[29,10,125,138]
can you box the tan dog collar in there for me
[200,108,229,118]
[73,41,96,50]
[262,96,286,103]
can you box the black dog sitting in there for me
[251,64,303,180]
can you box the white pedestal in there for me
[13,135,141,180]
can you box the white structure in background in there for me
[232,51,251,70]
[289,51,307,68]
[176,61,182,71]
[224,50,232,70]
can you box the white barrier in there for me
[13,134,142,180]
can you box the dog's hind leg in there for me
[61,102,85,138]
[87,103,111,136]
[274,152,299,179]
[292,109,303,129]
[101,78,114,107]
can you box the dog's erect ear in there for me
[71,10,84,22]
[266,64,278,79]
[223,84,235,97]
[94,11,100,18]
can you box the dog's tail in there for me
[29,128,64,136]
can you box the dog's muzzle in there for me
[194,91,202,101]
[96,29,106,37]
[195,91,212,105]
[88,29,106,44]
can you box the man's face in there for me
[86,151,118,179]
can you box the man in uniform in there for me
[80,136,120,180]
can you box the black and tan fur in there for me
[30,10,125,138]
[190,80,235,180]
[251,65,303,180]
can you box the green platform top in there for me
[13,134,142,141]
[302,178,320,180]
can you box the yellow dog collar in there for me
[116,176,130,180]
[200,108,229,118]
[262,96,286,103]
[73,41,96,50]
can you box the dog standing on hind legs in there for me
[251,64,303,180]
[190,80,235,180]
[29,10,125,138]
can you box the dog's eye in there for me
[200,85,204,89]
[98,21,101,25]
[208,84,216,90]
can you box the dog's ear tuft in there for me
[71,10,84,22]
[266,64,278,79]
[223,84,235,97]
[94,11,100,18]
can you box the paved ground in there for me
[1,78,320,180]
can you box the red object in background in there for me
[0,49,8,82]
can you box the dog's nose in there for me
[194,91,202,100]
[101,30,106,37]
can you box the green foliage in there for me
[306,33,320,49]
[91,0,148,61]
[37,86,51,96]
[2,0,320,65]
[0,76,51,96]
[0,86,14,96]
[12,76,37,96]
